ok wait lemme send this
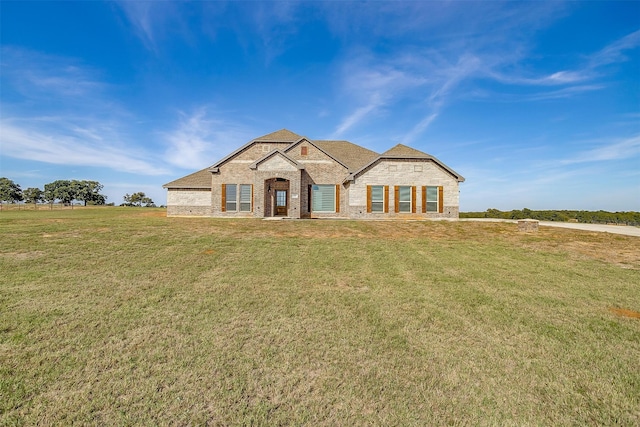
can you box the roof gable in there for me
[210,129,303,171]
[254,129,303,142]
[250,150,303,171]
[345,144,465,183]
[382,144,430,158]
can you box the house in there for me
[163,129,464,219]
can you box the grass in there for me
[1,207,639,425]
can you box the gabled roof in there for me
[209,128,303,172]
[345,144,465,183]
[163,167,212,189]
[250,149,304,170]
[382,144,430,158]
[254,129,303,142]
[314,140,379,171]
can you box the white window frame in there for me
[371,185,384,213]
[398,186,412,213]
[426,186,438,213]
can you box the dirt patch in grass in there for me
[0,251,46,260]
[609,307,640,319]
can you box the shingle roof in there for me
[254,129,303,142]
[382,144,431,158]
[346,143,465,183]
[163,167,212,188]
[313,140,379,171]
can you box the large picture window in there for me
[239,184,252,212]
[311,184,336,212]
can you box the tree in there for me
[72,180,106,206]
[44,180,75,206]
[0,177,23,209]
[23,187,44,207]
[123,192,155,207]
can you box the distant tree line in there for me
[1,177,160,210]
[0,177,108,209]
[461,208,640,226]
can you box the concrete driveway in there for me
[459,218,640,237]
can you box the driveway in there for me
[459,218,640,237]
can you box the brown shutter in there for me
[221,184,226,212]
[384,186,389,213]
[421,186,427,214]
[438,186,444,213]
[366,186,372,213]
[251,184,254,212]
[411,186,416,213]
[308,185,312,212]
[335,184,340,213]
[394,186,399,213]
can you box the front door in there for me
[275,190,288,216]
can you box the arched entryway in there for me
[264,178,290,217]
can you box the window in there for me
[367,185,388,213]
[422,186,443,213]
[398,186,411,213]
[225,184,237,212]
[425,186,438,212]
[394,186,415,213]
[301,146,308,156]
[311,184,336,212]
[239,184,252,212]
[223,184,252,212]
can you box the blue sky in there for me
[1,1,639,211]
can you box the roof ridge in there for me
[382,143,430,157]
[254,128,303,141]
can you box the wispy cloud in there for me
[1,47,104,99]
[1,47,167,176]
[163,108,254,169]
[589,29,640,68]
[115,1,181,52]
[561,135,640,165]
[1,117,168,175]
[332,21,640,145]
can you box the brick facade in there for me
[163,130,464,220]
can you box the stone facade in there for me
[347,159,460,219]
[163,129,464,220]
[166,189,212,216]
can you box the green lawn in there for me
[1,208,639,425]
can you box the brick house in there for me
[163,129,464,219]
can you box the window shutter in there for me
[335,185,340,213]
[308,185,312,212]
[394,186,399,213]
[384,186,389,213]
[251,184,254,211]
[438,186,444,213]
[221,184,226,212]
[366,186,372,213]
[421,186,427,214]
[411,186,416,213]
